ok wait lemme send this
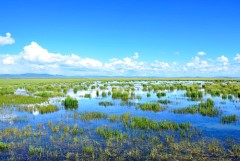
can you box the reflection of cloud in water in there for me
[14,88,28,96]
[32,110,39,115]
[205,123,240,131]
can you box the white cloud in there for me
[151,60,169,69]
[234,53,240,63]
[197,51,206,56]
[21,42,65,63]
[132,52,139,59]
[217,55,228,65]
[0,33,15,46]
[0,41,239,77]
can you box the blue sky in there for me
[0,0,240,77]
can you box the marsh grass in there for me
[0,95,47,107]
[80,112,108,121]
[84,94,91,98]
[174,98,219,117]
[99,101,113,107]
[36,105,59,114]
[129,117,189,130]
[156,92,166,98]
[63,96,78,109]
[158,99,171,104]
[35,91,64,98]
[221,115,238,124]
[139,103,163,112]
[96,127,128,140]
[0,142,8,152]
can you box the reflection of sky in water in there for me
[1,81,240,143]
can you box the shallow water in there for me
[0,80,240,160]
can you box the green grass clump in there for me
[80,112,108,121]
[130,117,159,130]
[36,105,59,114]
[159,120,179,130]
[174,98,219,117]
[96,127,128,140]
[221,115,238,124]
[35,91,64,98]
[156,92,166,98]
[99,101,113,107]
[0,95,47,107]
[0,142,8,152]
[139,103,163,112]
[158,99,171,104]
[63,96,78,109]
[174,106,198,114]
[84,94,91,98]
[82,146,94,155]
[101,92,107,97]
[0,87,14,95]
[112,90,129,101]
[121,113,131,126]
[130,117,190,131]
[179,122,191,130]
[109,114,120,122]
[185,90,203,100]
[29,145,43,156]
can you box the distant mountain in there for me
[0,73,239,79]
[0,73,65,78]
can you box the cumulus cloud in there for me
[21,42,65,63]
[0,41,239,77]
[234,53,240,63]
[2,55,17,65]
[0,33,15,46]
[197,51,206,56]
[217,55,228,65]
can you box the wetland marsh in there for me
[0,78,240,160]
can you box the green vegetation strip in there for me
[174,99,219,117]
[0,95,47,107]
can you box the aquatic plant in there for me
[130,117,159,130]
[156,92,166,98]
[158,99,171,104]
[36,105,59,114]
[101,91,107,97]
[0,142,8,152]
[221,115,238,124]
[35,91,64,98]
[109,114,120,122]
[82,146,94,155]
[174,98,219,117]
[99,101,113,107]
[139,103,163,112]
[80,112,108,121]
[84,93,91,98]
[96,127,128,140]
[0,95,47,107]
[63,96,78,109]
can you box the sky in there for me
[0,0,240,77]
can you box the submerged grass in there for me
[99,101,113,107]
[96,127,128,140]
